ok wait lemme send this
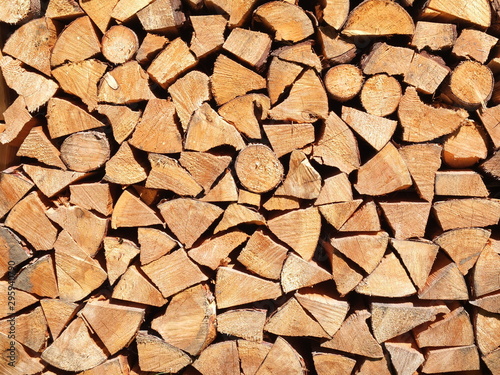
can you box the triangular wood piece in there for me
[152,284,216,356]
[0,332,44,374]
[312,111,360,174]
[315,173,353,206]
[0,169,34,219]
[0,305,47,352]
[112,265,167,307]
[52,59,107,111]
[312,352,356,375]
[215,267,282,309]
[355,142,412,196]
[193,341,240,375]
[158,198,223,248]
[78,0,118,33]
[484,349,500,375]
[41,317,107,372]
[189,14,227,58]
[211,55,266,106]
[296,289,349,337]
[391,238,439,290]
[46,204,107,257]
[0,281,38,319]
[378,201,432,239]
[475,308,500,355]
[237,229,288,280]
[17,127,66,169]
[478,105,500,149]
[265,297,329,338]
[46,0,84,19]
[264,123,315,158]
[281,253,332,293]
[129,99,183,154]
[238,189,261,208]
[339,201,381,232]
[471,293,500,314]
[201,169,238,202]
[112,190,162,229]
[385,342,424,375]
[342,106,397,151]
[275,150,322,200]
[254,336,306,375]
[146,153,202,196]
[422,0,490,28]
[80,299,145,355]
[141,249,207,298]
[104,237,140,285]
[179,152,232,192]
[53,231,107,302]
[399,143,442,202]
[238,340,272,375]
[433,198,500,230]
[270,69,328,122]
[321,310,384,358]
[214,203,266,233]
[371,301,449,343]
[69,182,113,216]
[189,230,248,270]
[474,239,500,297]
[219,94,270,139]
[104,141,147,185]
[413,306,474,348]
[355,252,417,297]
[263,195,301,211]
[23,164,86,197]
[97,104,141,144]
[273,41,322,71]
[421,345,480,373]
[78,355,130,375]
[5,191,58,251]
[267,57,303,105]
[0,226,31,278]
[435,228,490,275]
[217,309,267,342]
[136,331,192,373]
[185,103,245,152]
[319,199,362,229]
[435,170,489,197]
[1,96,37,146]
[323,241,364,296]
[51,16,100,67]
[331,231,389,274]
[418,254,469,300]
[138,227,177,265]
[268,207,321,261]
[14,254,58,298]
[40,298,78,340]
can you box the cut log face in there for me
[217,309,266,342]
[421,345,480,373]
[433,198,500,230]
[411,21,457,51]
[14,254,58,298]
[0,226,31,278]
[281,253,332,293]
[474,239,500,297]
[193,340,240,375]
[313,352,356,375]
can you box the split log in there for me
[272,41,322,72]
[0,226,31,277]
[442,120,488,168]
[378,201,431,239]
[136,33,168,64]
[136,0,185,32]
[473,239,500,297]
[23,164,87,197]
[78,0,118,33]
[192,341,240,375]
[60,131,110,172]
[320,0,349,30]
[138,227,177,265]
[275,150,321,200]
[453,29,497,63]
[104,237,140,285]
[254,337,306,375]
[421,0,491,28]
[45,0,83,19]
[403,52,449,95]
[281,253,331,293]
[0,0,40,24]
[219,94,270,139]
[433,198,500,230]
[318,26,357,65]
[110,0,155,22]
[40,298,78,339]
[421,345,480,373]
[478,105,500,149]
[190,15,227,58]
[223,28,271,68]
[435,170,488,197]
[339,200,380,232]
[13,254,58,298]
[411,21,456,51]
[97,104,141,144]
[361,42,414,76]
[217,309,266,342]
[104,142,147,185]
[205,0,258,27]
[111,190,162,229]
[0,166,34,219]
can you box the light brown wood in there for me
[281,253,331,293]
[0,281,38,319]
[447,60,494,109]
[339,200,381,232]
[361,74,401,117]
[318,26,357,65]
[471,293,500,314]
[78,0,118,33]
[435,170,488,197]
[0,332,44,374]
[474,239,500,297]
[453,29,497,63]
[0,0,40,24]
[238,340,272,375]
[111,0,154,22]
[104,141,146,185]
[97,104,141,144]
[40,298,78,340]
[179,152,231,191]
[13,254,58,298]
[315,173,352,205]
[0,226,31,278]
[478,105,500,149]
[266,57,303,105]
[319,199,362,230]
[201,169,239,203]
[214,203,265,233]
[264,123,314,158]
[361,42,414,76]
[484,349,500,375]
[422,345,480,373]
[238,189,261,207]
[404,52,449,95]
[60,131,110,172]
[443,120,488,168]
[136,33,168,64]
[0,168,34,219]
[138,227,177,265]
[217,309,266,342]
[137,0,185,32]
[101,25,139,64]
[275,150,321,199]
[378,201,431,239]
[79,355,130,375]
[111,190,162,229]
[254,336,306,375]
[223,28,271,68]
[411,21,456,51]
[23,164,87,197]
[193,341,240,375]
[205,0,258,27]
[422,0,491,28]
[272,41,322,72]
[190,15,227,58]
[433,198,500,230]
[263,195,301,211]
[46,0,83,19]
[219,94,270,139]
[324,64,363,102]
[0,96,37,146]
[385,341,424,375]
[313,352,355,375]
[320,0,349,30]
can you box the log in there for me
[421,0,491,28]
[60,131,110,172]
[190,15,227,58]
[318,26,357,65]
[23,164,87,197]
[281,253,331,293]
[403,52,449,95]
[453,29,497,63]
[223,28,271,68]
[315,173,353,205]
[411,21,456,51]
[111,190,162,229]
[104,236,139,285]
[136,0,185,32]
[421,345,480,373]
[217,309,266,342]
[442,120,488,168]
[45,0,83,19]
[13,254,58,298]
[192,341,240,375]
[97,104,141,144]
[219,94,270,139]
[324,64,363,102]
[433,198,500,230]
[136,33,168,64]
[378,201,431,240]
[205,0,258,27]
[361,42,414,76]
[473,239,500,297]
[275,150,321,200]
[435,170,489,197]
[0,167,34,219]
[254,337,306,375]
[360,74,401,117]
[104,141,147,185]
[385,341,424,375]
[40,298,78,339]
[0,0,40,24]
[478,105,500,149]
[0,226,31,277]
[101,25,139,65]
[78,0,118,33]
[320,0,349,30]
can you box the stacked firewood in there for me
[1,0,500,373]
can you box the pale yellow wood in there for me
[411,21,456,51]
[281,253,332,293]
[378,201,431,239]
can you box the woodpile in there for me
[1,0,500,374]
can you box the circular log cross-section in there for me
[235,144,284,193]
[102,25,140,64]
[361,74,402,117]
[324,64,364,102]
[61,131,111,172]
[449,60,493,109]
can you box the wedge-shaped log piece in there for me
[443,120,488,168]
[5,192,57,251]
[323,241,363,295]
[136,33,168,64]
[379,201,431,240]
[136,331,192,373]
[1,96,37,146]
[400,143,442,202]
[185,103,245,152]
[474,239,500,297]
[475,309,500,355]
[79,0,118,33]
[238,340,272,375]
[418,255,469,300]
[223,28,271,68]
[146,153,202,196]
[200,170,239,203]
[275,41,322,71]
[371,301,449,343]
[180,152,232,191]
[152,284,216,356]
[189,230,248,269]
[111,0,154,22]
[255,337,306,375]
[78,355,130,375]
[137,0,185,32]
[264,123,314,158]
[263,195,301,211]
[112,190,162,229]
[0,227,31,278]
[422,0,491,28]
[471,293,500,314]
[0,0,40,24]
[0,56,58,112]
[361,42,414,76]
[142,249,207,298]
[356,252,417,297]
[112,265,167,307]
[46,204,107,257]
[97,104,141,145]
[281,253,331,293]
[0,333,44,374]
[17,127,66,169]
[215,267,282,309]
[270,69,328,122]
[193,341,240,375]
[80,299,145,355]
[268,207,321,261]
[212,55,266,106]
[104,237,140,285]
[422,345,480,373]
[265,297,329,338]
[315,173,353,206]
[320,0,349,30]
[0,305,47,352]
[482,150,500,180]
[159,198,223,248]
[433,198,500,230]
[435,170,488,197]
[275,150,321,200]
[237,230,288,280]
[322,310,383,358]
[168,70,210,131]
[14,254,58,298]
[219,94,270,139]
[453,29,497,63]
[386,342,424,375]
[331,231,388,274]
[414,307,474,348]
[205,0,258,27]
[339,200,380,232]
[0,168,34,219]
[138,227,177,265]
[483,349,500,375]
[129,99,182,154]
[217,309,266,342]
[104,142,147,185]
[238,189,261,208]
[0,280,38,319]
[40,299,78,340]
[398,87,467,142]
[355,142,412,196]
[41,317,107,372]
[313,352,356,375]
[478,105,500,149]
[46,0,83,19]
[24,165,87,198]
[190,15,227,58]
[318,26,356,64]
[391,239,439,290]
[404,52,449,95]
[267,57,303,105]
[342,0,414,37]
[411,21,457,51]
